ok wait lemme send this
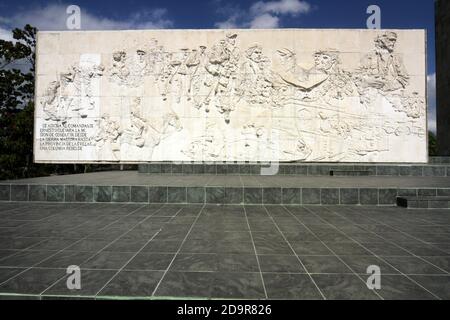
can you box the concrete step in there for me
[397,196,450,209]
[429,156,450,164]
[329,170,371,176]
[138,163,450,177]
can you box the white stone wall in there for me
[34,29,427,163]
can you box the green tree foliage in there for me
[428,131,438,157]
[0,25,35,112]
[0,25,40,179]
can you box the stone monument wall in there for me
[34,29,427,163]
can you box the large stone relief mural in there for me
[34,29,427,163]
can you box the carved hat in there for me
[375,32,398,47]
[226,32,238,39]
[276,48,295,57]
[381,31,398,40]
[314,49,340,62]
[246,44,263,58]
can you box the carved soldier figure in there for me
[273,48,308,88]
[356,32,409,92]
[127,97,147,148]
[147,38,165,75]
[110,51,130,85]
[78,62,104,117]
[95,114,122,160]
[130,49,149,77]
[240,44,272,104]
[287,50,339,91]
[161,50,186,102]
[202,36,238,112]
[224,33,240,73]
[41,81,62,122]
[186,45,208,103]
[302,50,356,103]
[241,45,268,76]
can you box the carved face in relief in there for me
[376,32,397,53]
[226,33,237,46]
[136,50,146,62]
[276,48,296,71]
[113,51,126,62]
[246,45,263,62]
[314,52,337,71]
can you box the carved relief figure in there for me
[109,48,150,88]
[143,111,183,152]
[386,91,426,119]
[301,50,356,103]
[110,51,130,86]
[355,32,409,94]
[147,38,165,75]
[160,49,190,102]
[182,122,225,160]
[201,33,241,116]
[95,114,122,160]
[78,62,104,118]
[239,44,273,105]
[186,45,208,103]
[123,97,147,147]
[41,81,67,123]
[273,48,308,89]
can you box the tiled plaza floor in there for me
[0,202,449,300]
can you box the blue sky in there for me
[0,0,437,130]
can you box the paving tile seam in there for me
[0,204,153,295]
[38,204,169,296]
[260,205,326,300]
[91,207,186,296]
[149,205,207,297]
[280,206,384,300]
[301,205,436,299]
[325,206,446,299]
[0,203,96,265]
[242,205,269,299]
[342,206,450,272]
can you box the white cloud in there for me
[215,0,312,29]
[250,0,311,16]
[427,73,437,133]
[215,15,240,29]
[250,13,280,29]
[0,26,13,41]
[0,3,173,31]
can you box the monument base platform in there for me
[2,172,450,207]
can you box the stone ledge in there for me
[138,163,450,177]
[3,183,449,206]
[397,196,450,209]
